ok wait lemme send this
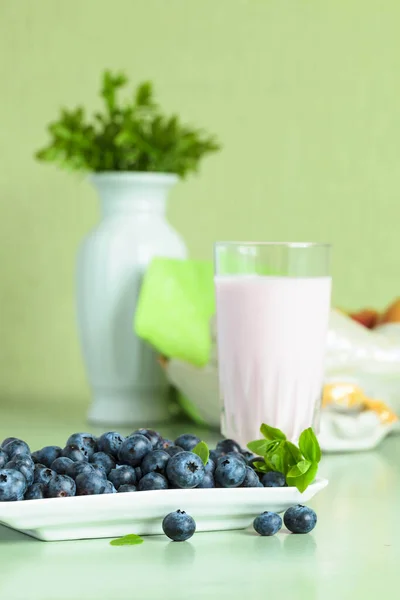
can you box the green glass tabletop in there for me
[0,402,398,600]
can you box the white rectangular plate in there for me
[0,478,328,541]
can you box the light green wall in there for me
[1,0,400,405]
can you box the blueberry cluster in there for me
[158,503,317,542]
[252,505,317,536]
[161,503,317,542]
[0,432,287,502]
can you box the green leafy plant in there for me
[35,70,220,176]
[110,533,144,546]
[192,441,210,466]
[248,425,322,493]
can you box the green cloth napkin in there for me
[134,257,215,367]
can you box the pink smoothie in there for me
[215,275,332,445]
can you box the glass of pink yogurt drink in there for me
[214,242,331,446]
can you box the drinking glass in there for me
[214,242,331,445]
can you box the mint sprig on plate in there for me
[248,425,321,493]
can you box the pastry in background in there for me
[349,309,379,329]
[323,382,397,425]
[348,297,400,329]
[378,298,400,326]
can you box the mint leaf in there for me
[192,441,209,465]
[260,423,286,441]
[287,461,318,493]
[266,441,287,473]
[252,461,269,473]
[299,428,321,463]
[110,534,144,546]
[287,459,311,477]
[247,439,274,456]
[263,454,277,471]
[262,440,301,476]
[285,441,303,465]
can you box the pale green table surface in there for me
[0,403,399,600]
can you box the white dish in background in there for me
[0,479,328,542]
[319,410,397,453]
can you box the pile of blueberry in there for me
[0,430,297,502]
[0,431,286,501]
[162,504,317,541]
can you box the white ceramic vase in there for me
[77,172,187,426]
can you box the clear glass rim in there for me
[214,241,331,248]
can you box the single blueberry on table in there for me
[97,432,125,459]
[32,446,62,468]
[0,450,9,469]
[62,444,89,463]
[141,450,170,476]
[166,451,205,489]
[240,466,261,488]
[165,445,184,457]
[118,434,152,467]
[51,457,74,475]
[6,457,34,487]
[3,439,30,460]
[214,455,247,488]
[47,474,76,498]
[138,472,168,491]
[89,452,116,475]
[75,471,108,495]
[216,439,242,455]
[162,510,196,542]
[25,483,46,500]
[0,469,27,501]
[117,484,137,493]
[108,465,136,489]
[174,434,201,452]
[66,434,97,459]
[66,461,96,480]
[253,512,282,536]
[196,473,215,488]
[33,464,55,486]
[130,429,161,448]
[261,472,286,488]
[284,505,317,534]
